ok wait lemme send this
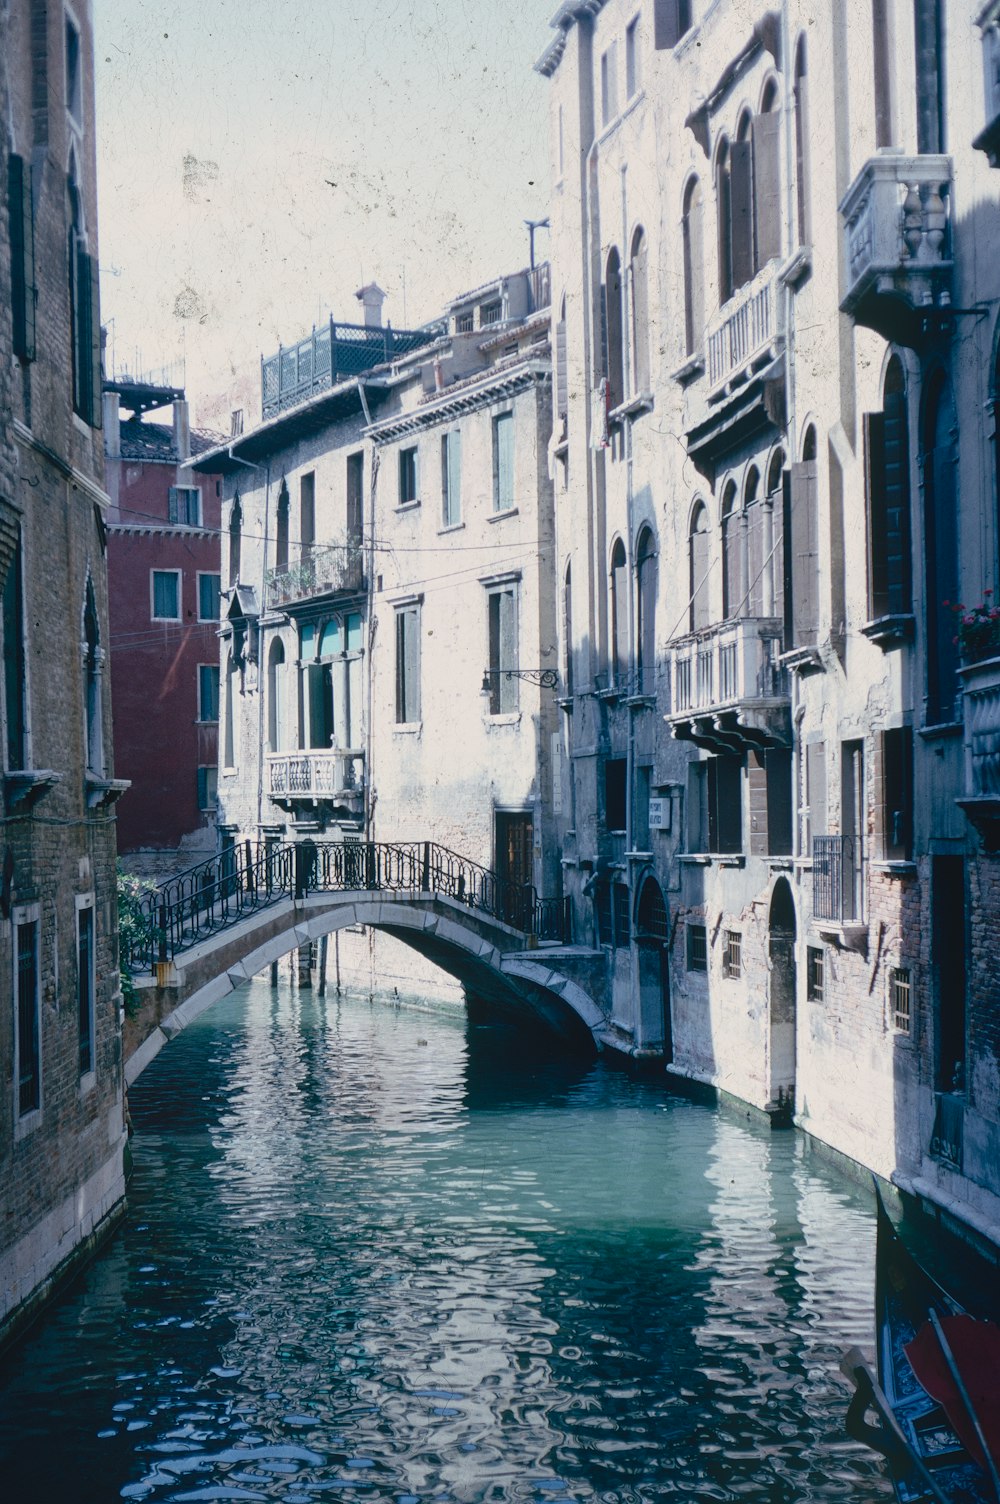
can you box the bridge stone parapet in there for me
[124,891,611,1084]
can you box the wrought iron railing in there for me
[123,840,572,974]
[812,835,863,924]
[265,543,365,609]
[261,318,441,419]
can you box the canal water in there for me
[0,979,892,1503]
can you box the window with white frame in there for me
[198,664,220,722]
[151,570,181,621]
[399,445,419,506]
[14,907,41,1118]
[168,486,202,526]
[441,431,461,527]
[76,896,95,1078]
[198,572,221,622]
[395,603,421,724]
[492,413,514,512]
[486,584,518,714]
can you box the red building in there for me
[104,383,224,879]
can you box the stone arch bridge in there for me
[123,840,612,1084]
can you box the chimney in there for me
[172,398,190,461]
[355,282,386,329]
[102,391,120,459]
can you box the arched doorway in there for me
[768,878,796,1117]
[636,876,672,1062]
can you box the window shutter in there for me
[806,742,826,851]
[752,111,782,268]
[8,155,36,362]
[882,392,912,614]
[405,609,419,721]
[653,0,681,49]
[395,612,406,722]
[766,748,793,855]
[500,590,517,711]
[729,140,754,291]
[496,416,514,510]
[168,486,179,524]
[710,756,743,854]
[881,726,913,860]
[89,251,102,428]
[789,460,819,646]
[556,319,568,417]
[746,501,764,615]
[864,412,887,618]
[748,751,769,857]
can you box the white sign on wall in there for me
[649,797,669,831]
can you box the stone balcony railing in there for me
[839,152,953,342]
[667,616,789,753]
[958,655,1000,846]
[705,260,785,391]
[265,544,364,611]
[267,749,365,812]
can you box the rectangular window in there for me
[653,0,692,49]
[804,741,827,852]
[15,914,40,1117]
[197,764,218,811]
[66,16,82,121]
[891,966,912,1033]
[708,755,743,854]
[601,43,619,124]
[878,726,913,861]
[230,408,244,437]
[300,471,315,559]
[3,534,26,771]
[77,900,94,1077]
[198,664,220,722]
[748,748,793,857]
[441,431,462,527]
[626,16,640,97]
[197,572,221,622]
[605,757,627,831]
[8,155,36,362]
[487,586,517,713]
[687,922,707,972]
[688,760,708,851]
[723,929,742,979]
[493,413,515,513]
[70,231,101,427]
[346,453,364,547]
[595,880,613,947]
[395,604,420,724]
[168,486,202,526]
[480,300,502,326]
[613,882,631,947]
[398,446,419,505]
[806,945,825,1002]
[455,311,474,334]
[151,570,181,620]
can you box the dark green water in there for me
[0,980,892,1502]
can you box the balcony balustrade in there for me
[267,749,365,814]
[958,655,1000,847]
[705,260,785,391]
[667,616,789,753]
[839,153,953,343]
[261,318,438,420]
[812,835,864,927]
[265,543,364,611]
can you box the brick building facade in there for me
[1,0,127,1348]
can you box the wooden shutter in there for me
[499,590,518,712]
[722,508,740,619]
[395,612,406,723]
[167,486,179,524]
[789,460,819,646]
[686,184,704,352]
[729,140,754,291]
[556,319,568,417]
[806,742,826,851]
[748,750,769,856]
[405,609,419,721]
[8,155,36,361]
[495,415,514,511]
[881,726,913,860]
[746,501,764,615]
[346,455,363,546]
[766,748,793,855]
[864,412,887,618]
[752,111,782,268]
[882,391,912,614]
[89,251,102,428]
[653,0,682,49]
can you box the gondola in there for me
[841,1185,1000,1504]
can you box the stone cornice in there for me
[13,419,111,510]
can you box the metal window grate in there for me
[723,929,742,978]
[812,834,861,922]
[806,945,824,1001]
[891,967,911,1033]
[687,922,707,972]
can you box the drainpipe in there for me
[356,380,378,846]
[224,447,271,846]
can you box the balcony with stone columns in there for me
[958,655,1000,848]
[267,749,365,819]
[839,153,953,345]
[666,616,790,754]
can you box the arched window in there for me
[689,502,711,632]
[765,449,785,622]
[716,138,733,305]
[275,481,289,574]
[730,112,755,290]
[865,356,912,620]
[83,583,103,775]
[802,423,817,462]
[604,248,624,408]
[636,527,657,693]
[630,227,650,394]
[682,176,704,356]
[721,481,741,620]
[744,466,762,615]
[754,82,781,271]
[637,875,669,940]
[794,38,810,245]
[611,538,629,684]
[787,427,819,646]
[563,561,573,697]
[267,638,286,753]
[923,372,959,723]
[228,494,242,587]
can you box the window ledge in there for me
[862,613,915,649]
[717,854,746,868]
[393,722,423,735]
[151,616,182,625]
[4,769,62,812]
[780,644,824,674]
[557,695,574,713]
[488,507,519,523]
[437,521,465,536]
[814,920,868,952]
[625,693,656,709]
[778,245,812,288]
[767,857,794,870]
[195,717,219,727]
[85,776,130,811]
[670,352,705,386]
[484,712,522,727]
[678,853,712,865]
[609,392,654,420]
[918,720,963,742]
[394,499,421,513]
[870,860,918,877]
[626,849,654,861]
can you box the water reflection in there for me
[0,980,891,1503]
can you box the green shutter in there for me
[494,415,514,511]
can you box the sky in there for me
[95,0,558,414]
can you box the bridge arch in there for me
[125,893,607,1085]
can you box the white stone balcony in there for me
[958,655,1000,847]
[839,153,953,343]
[267,749,365,813]
[667,617,790,753]
[705,260,785,392]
